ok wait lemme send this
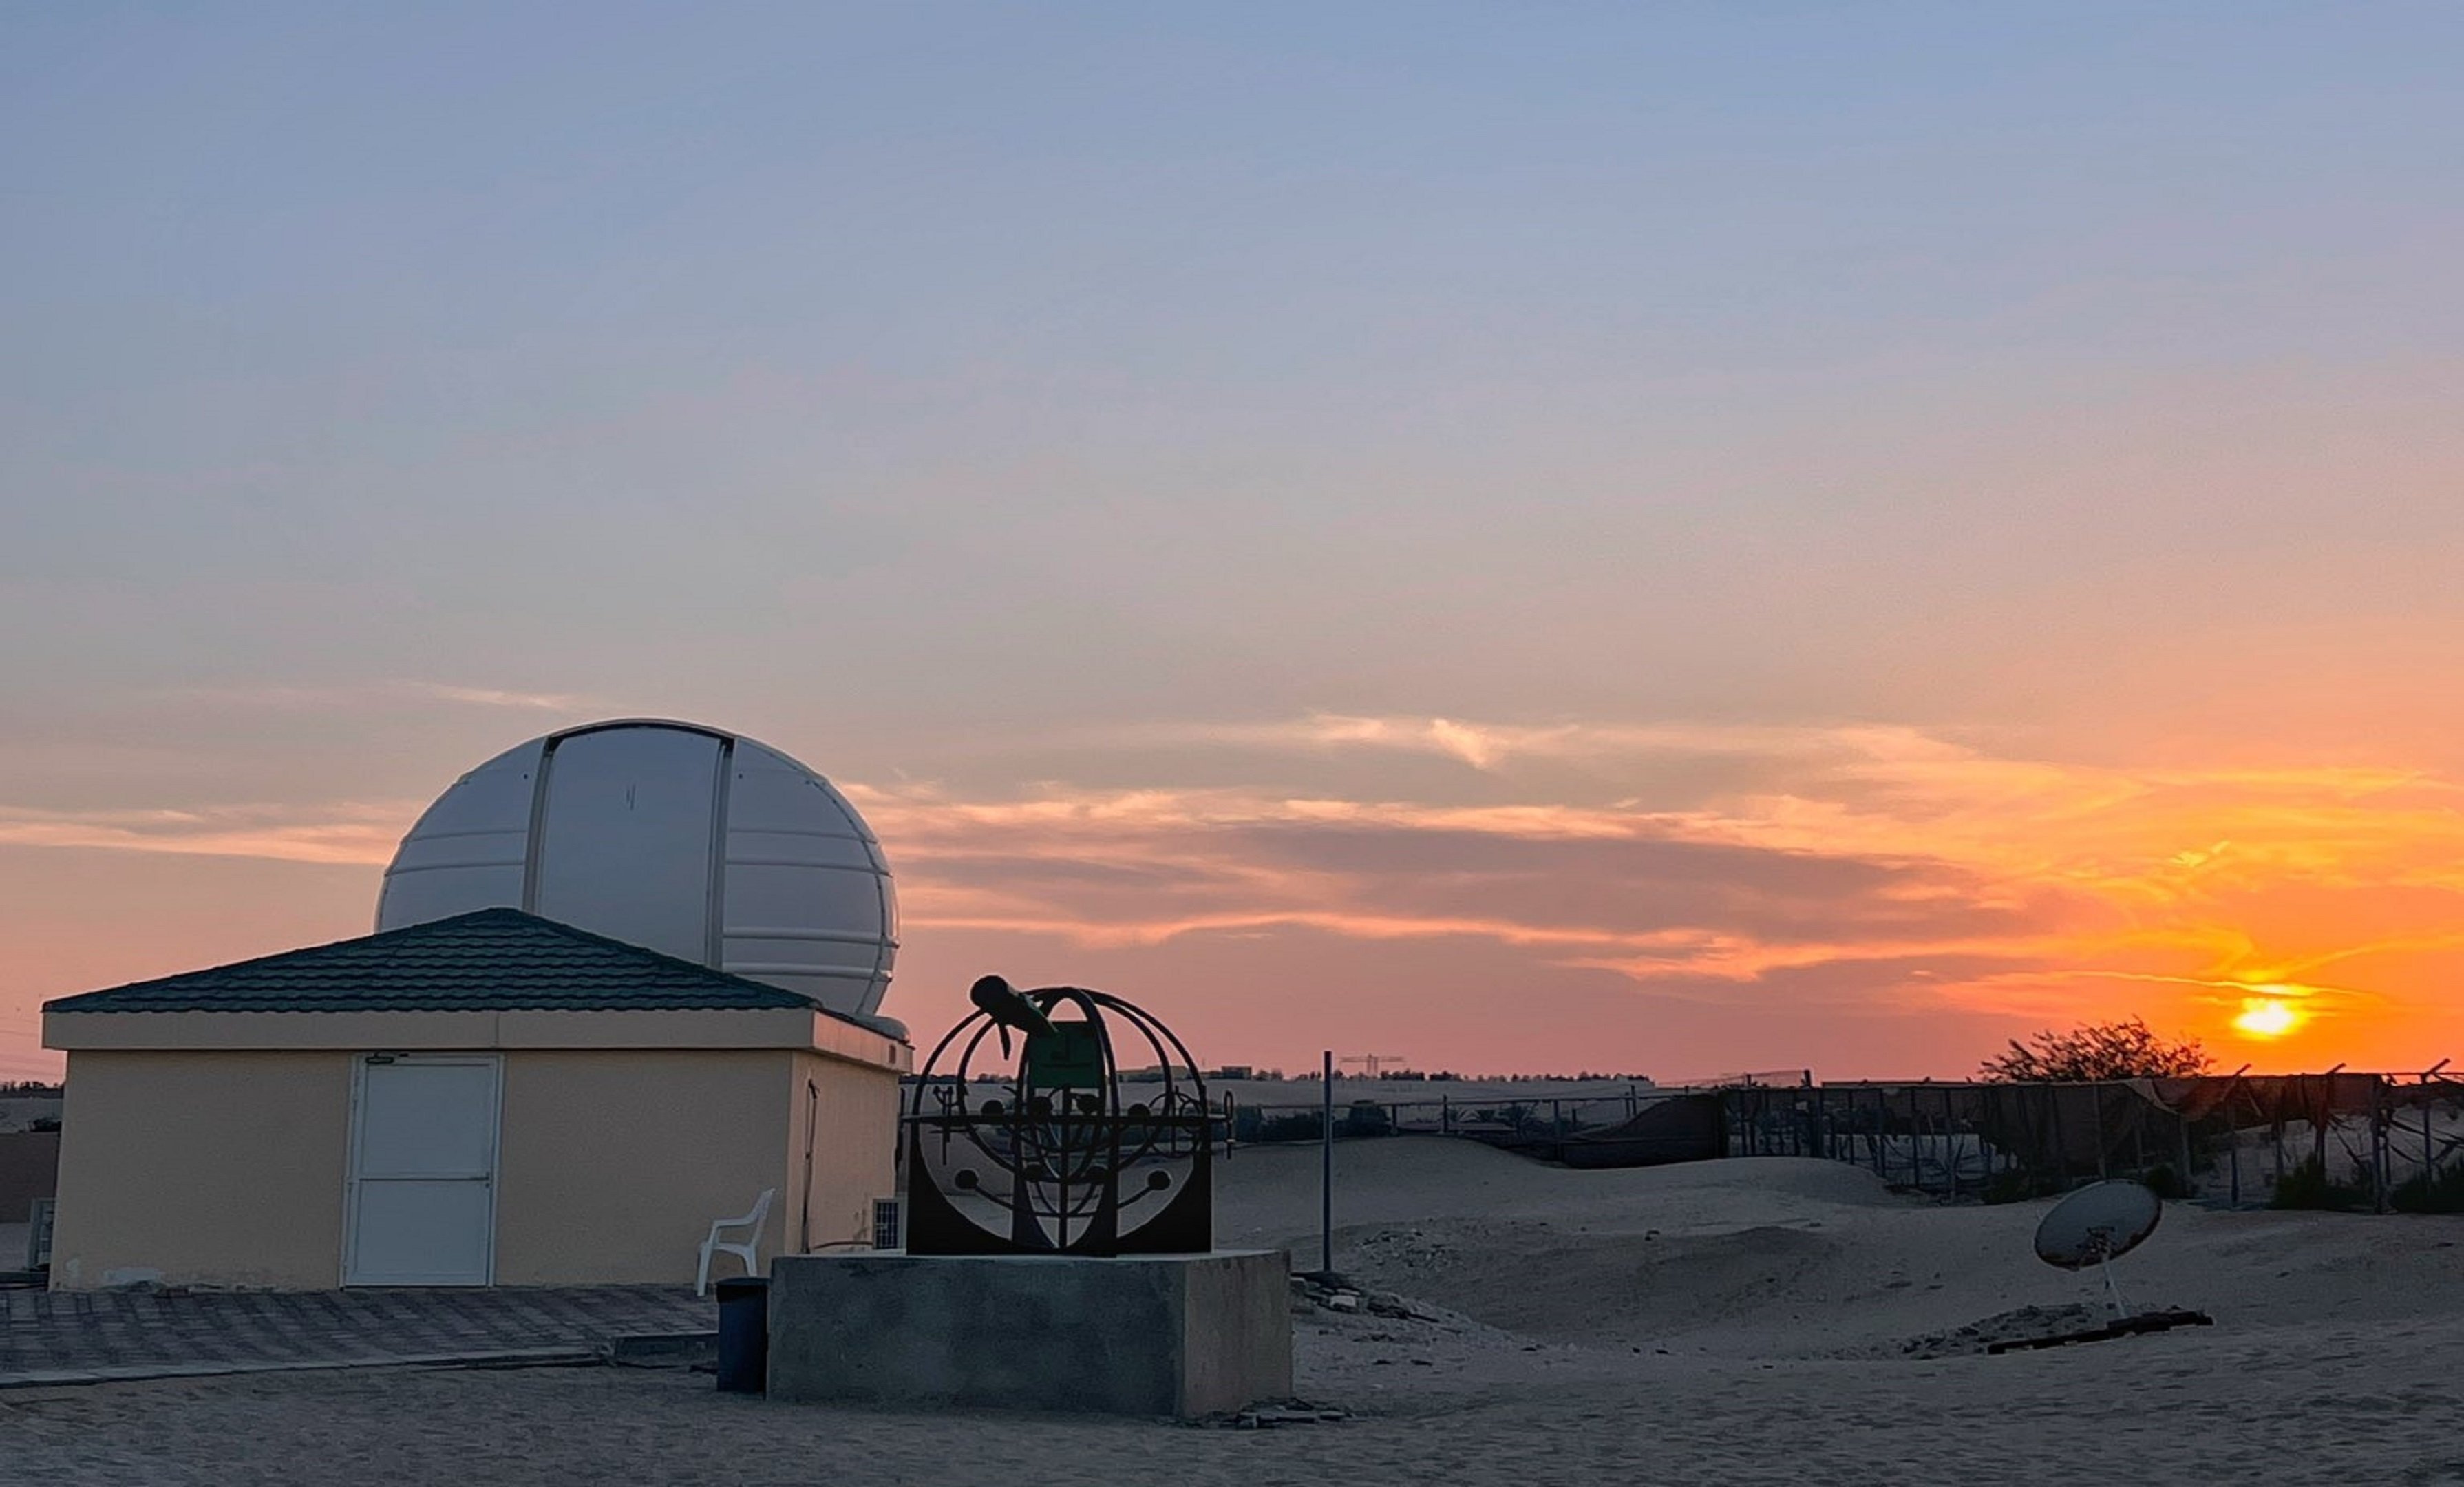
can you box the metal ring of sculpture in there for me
[903,975,1213,1256]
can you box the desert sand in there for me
[7,1139,2463,1485]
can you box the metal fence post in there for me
[2176,1108,2195,1198]
[2426,1074,2441,1205]
[1944,1086,1959,1201]
[1912,1088,1926,1191]
[1319,1051,1334,1276]
[2047,1085,2066,1192]
[2229,1097,2242,1207]
[2373,1076,2391,1214]
[1909,1088,1920,1186]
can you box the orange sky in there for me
[8,699,2464,1083]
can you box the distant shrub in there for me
[1234,1105,1392,1142]
[2270,1154,2372,1212]
[1341,1101,1393,1139]
[2390,1165,2464,1214]
[1979,1017,2213,1082]
[1982,1167,2184,1205]
[1251,1112,1324,1143]
[1982,1168,2064,1205]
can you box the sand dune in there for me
[1240,1140,2464,1353]
[8,1137,2464,1484]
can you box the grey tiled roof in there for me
[43,909,836,1017]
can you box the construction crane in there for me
[1337,1053,1411,1079]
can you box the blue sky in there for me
[6,4,2463,1079]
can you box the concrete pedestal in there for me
[766,1249,1291,1417]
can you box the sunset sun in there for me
[2232,997,2303,1040]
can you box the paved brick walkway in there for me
[0,1286,712,1386]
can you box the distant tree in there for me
[1979,1016,2212,1082]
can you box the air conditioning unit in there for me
[871,1198,901,1252]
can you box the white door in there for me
[345,1055,500,1285]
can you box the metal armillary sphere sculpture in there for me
[903,975,1214,1256]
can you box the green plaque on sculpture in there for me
[1024,1022,1104,1089]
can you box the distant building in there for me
[41,909,907,1290]
[0,1088,64,1135]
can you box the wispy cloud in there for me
[0,802,413,865]
[155,680,597,713]
[1050,713,1966,773]
[410,683,595,710]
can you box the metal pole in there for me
[1908,1090,1922,1190]
[2047,1084,2066,1190]
[1319,1050,1335,1277]
[2176,1108,2194,1199]
[2226,1063,2249,1207]
[1944,1086,1959,1201]
[2427,1066,2445,1205]
[2362,1078,2380,1206]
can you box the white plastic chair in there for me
[694,1187,776,1296]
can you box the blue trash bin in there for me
[713,1276,768,1393]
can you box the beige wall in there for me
[493,1048,794,1285]
[493,1049,899,1283]
[48,1051,352,1289]
[50,1044,902,1290]
[781,1051,903,1254]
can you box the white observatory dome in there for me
[377,719,899,1029]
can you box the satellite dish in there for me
[1987,1179,2212,1351]
[2033,1179,2166,1325]
[2033,1179,2163,1269]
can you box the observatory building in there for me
[40,720,910,1291]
